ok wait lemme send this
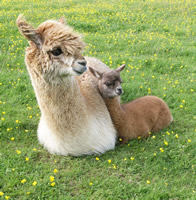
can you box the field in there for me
[0,0,195,199]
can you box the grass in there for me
[0,0,195,199]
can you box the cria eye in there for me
[51,48,63,56]
[105,82,113,87]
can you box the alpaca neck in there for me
[104,97,125,127]
[31,73,87,134]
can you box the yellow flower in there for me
[166,131,170,135]
[119,138,122,141]
[50,176,54,182]
[188,139,191,143]
[51,182,55,187]
[5,196,10,200]
[108,160,111,163]
[53,168,58,173]
[179,105,183,108]
[26,192,30,195]
[32,148,37,151]
[25,157,29,161]
[130,157,134,160]
[154,153,157,156]
[147,180,150,184]
[160,148,164,152]
[25,130,28,133]
[165,182,168,186]
[10,137,14,141]
[15,120,19,123]
[124,158,127,161]
[95,157,99,161]
[148,132,151,135]
[152,136,156,139]
[89,182,93,186]
[32,181,37,186]
[175,134,179,138]
[164,140,168,146]
[16,150,21,154]
[138,136,141,140]
[21,179,26,184]
[0,192,4,196]
[2,112,5,115]
[113,165,117,169]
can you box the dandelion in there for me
[32,148,37,151]
[51,182,55,187]
[188,139,191,143]
[108,160,111,163]
[21,179,26,184]
[175,134,179,138]
[0,192,4,196]
[10,137,14,141]
[89,182,93,186]
[32,181,37,186]
[160,148,164,152]
[165,182,168,186]
[124,158,127,161]
[25,157,29,161]
[25,130,28,133]
[1,117,5,121]
[152,136,156,139]
[166,131,170,135]
[154,153,157,156]
[113,165,117,169]
[50,176,54,182]
[2,112,5,115]
[95,157,100,161]
[148,132,151,135]
[26,192,30,195]
[147,180,150,184]
[5,196,10,200]
[130,157,134,160]
[179,105,183,108]
[138,136,141,140]
[15,120,19,123]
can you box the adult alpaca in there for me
[16,15,116,156]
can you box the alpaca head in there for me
[89,64,126,98]
[16,15,87,83]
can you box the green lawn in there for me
[0,0,195,199]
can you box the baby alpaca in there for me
[89,65,173,144]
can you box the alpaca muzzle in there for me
[73,65,87,75]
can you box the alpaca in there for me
[89,65,173,144]
[16,15,117,156]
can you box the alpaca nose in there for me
[77,60,87,67]
[116,87,123,95]
[73,59,87,75]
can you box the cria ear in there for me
[58,17,67,25]
[116,64,126,73]
[89,67,102,79]
[16,14,42,48]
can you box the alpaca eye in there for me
[51,48,63,56]
[105,82,113,87]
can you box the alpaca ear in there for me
[89,67,102,79]
[58,17,67,25]
[16,14,42,48]
[116,64,126,73]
